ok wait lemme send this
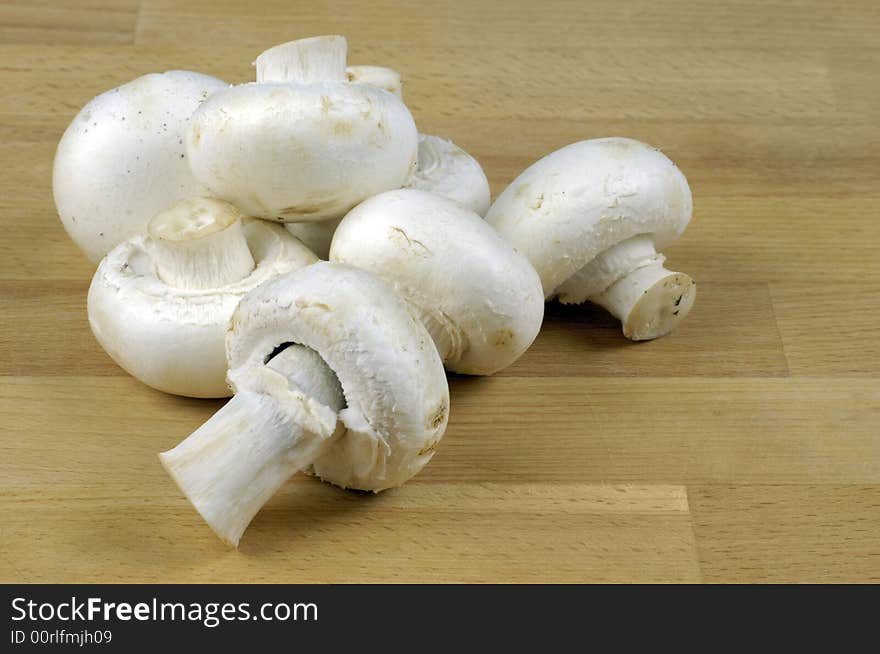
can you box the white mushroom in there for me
[330,189,544,375]
[159,262,449,546]
[486,137,696,340]
[186,36,418,222]
[286,135,491,259]
[53,70,228,262]
[88,198,317,398]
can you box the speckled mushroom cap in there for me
[88,218,317,398]
[485,137,693,297]
[226,262,449,491]
[186,36,418,222]
[330,189,544,375]
[54,70,228,262]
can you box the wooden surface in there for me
[1,0,878,583]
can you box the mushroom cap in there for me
[53,70,228,262]
[226,262,449,491]
[485,137,693,297]
[87,219,317,398]
[330,189,544,375]
[404,134,491,216]
[186,81,418,222]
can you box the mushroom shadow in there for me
[239,476,384,556]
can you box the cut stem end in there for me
[557,234,695,340]
[255,35,348,84]
[148,198,255,290]
[159,345,344,547]
[593,264,696,341]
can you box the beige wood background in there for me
[1,0,878,583]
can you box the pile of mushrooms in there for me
[53,35,697,546]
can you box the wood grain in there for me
[1,0,878,583]
[0,1,139,44]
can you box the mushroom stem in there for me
[346,65,403,98]
[159,345,345,547]
[255,35,348,84]
[556,234,696,340]
[148,198,255,290]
